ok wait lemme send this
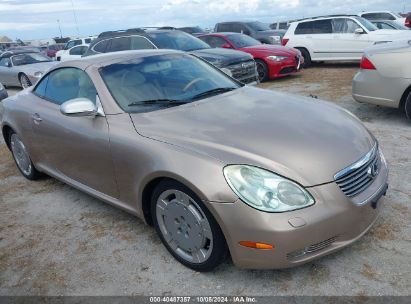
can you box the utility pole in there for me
[70,0,80,36]
[57,19,63,38]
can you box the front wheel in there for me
[297,48,312,68]
[19,74,32,89]
[405,92,411,120]
[255,59,269,82]
[151,180,228,272]
[9,132,42,180]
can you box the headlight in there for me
[220,68,233,77]
[223,165,315,212]
[270,36,281,43]
[34,71,43,78]
[267,55,288,62]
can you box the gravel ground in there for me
[0,64,410,296]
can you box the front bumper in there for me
[352,70,407,108]
[267,55,304,79]
[208,157,388,269]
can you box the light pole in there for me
[57,19,63,38]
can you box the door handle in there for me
[32,113,42,123]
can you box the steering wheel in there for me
[183,78,207,92]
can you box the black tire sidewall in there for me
[255,59,269,82]
[298,48,311,68]
[151,180,228,272]
[19,74,31,88]
[405,93,411,120]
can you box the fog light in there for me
[239,241,274,250]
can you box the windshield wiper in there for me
[128,99,189,107]
[189,87,237,101]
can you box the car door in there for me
[330,18,372,60]
[0,58,16,85]
[295,20,334,60]
[29,67,119,198]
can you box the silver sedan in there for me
[0,52,57,88]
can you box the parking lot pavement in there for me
[1,65,410,296]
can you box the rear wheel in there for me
[19,74,32,89]
[9,131,42,180]
[405,92,411,120]
[151,180,228,272]
[297,48,311,68]
[255,59,269,82]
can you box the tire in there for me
[255,59,269,82]
[19,74,32,89]
[9,131,42,180]
[297,48,312,68]
[151,180,228,272]
[405,92,411,120]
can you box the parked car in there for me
[0,82,7,101]
[270,21,290,30]
[56,37,94,61]
[177,26,207,36]
[371,20,409,30]
[0,50,388,271]
[84,28,258,84]
[46,43,65,58]
[405,14,411,28]
[214,21,285,45]
[358,11,406,26]
[352,40,411,119]
[0,51,57,88]
[198,32,303,82]
[59,44,89,61]
[282,15,411,67]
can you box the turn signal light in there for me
[360,56,376,70]
[281,38,289,46]
[239,241,274,250]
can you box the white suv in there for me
[56,37,95,61]
[282,15,411,66]
[358,11,406,26]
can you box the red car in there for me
[198,32,303,82]
[46,43,65,58]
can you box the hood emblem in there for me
[367,161,379,179]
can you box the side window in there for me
[33,75,49,97]
[69,45,88,55]
[206,36,227,48]
[311,20,332,34]
[332,19,360,33]
[64,41,75,50]
[73,40,82,47]
[130,36,156,50]
[0,58,11,67]
[279,22,288,30]
[108,37,131,52]
[93,39,109,53]
[241,25,251,35]
[379,22,394,29]
[295,21,313,34]
[217,24,230,32]
[43,68,97,105]
[85,38,92,44]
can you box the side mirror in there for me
[60,98,97,117]
[355,28,365,34]
[222,43,232,49]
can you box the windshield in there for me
[11,53,51,66]
[100,53,240,113]
[355,17,378,31]
[148,31,210,51]
[246,21,271,31]
[226,33,261,48]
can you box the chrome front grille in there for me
[334,144,380,197]
[227,60,258,84]
[287,236,338,260]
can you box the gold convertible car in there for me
[0,50,388,271]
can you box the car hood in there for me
[370,29,411,40]
[130,86,375,187]
[17,61,58,75]
[190,48,253,67]
[242,44,298,56]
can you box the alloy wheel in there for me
[10,134,32,176]
[20,74,32,89]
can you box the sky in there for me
[0,0,409,40]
